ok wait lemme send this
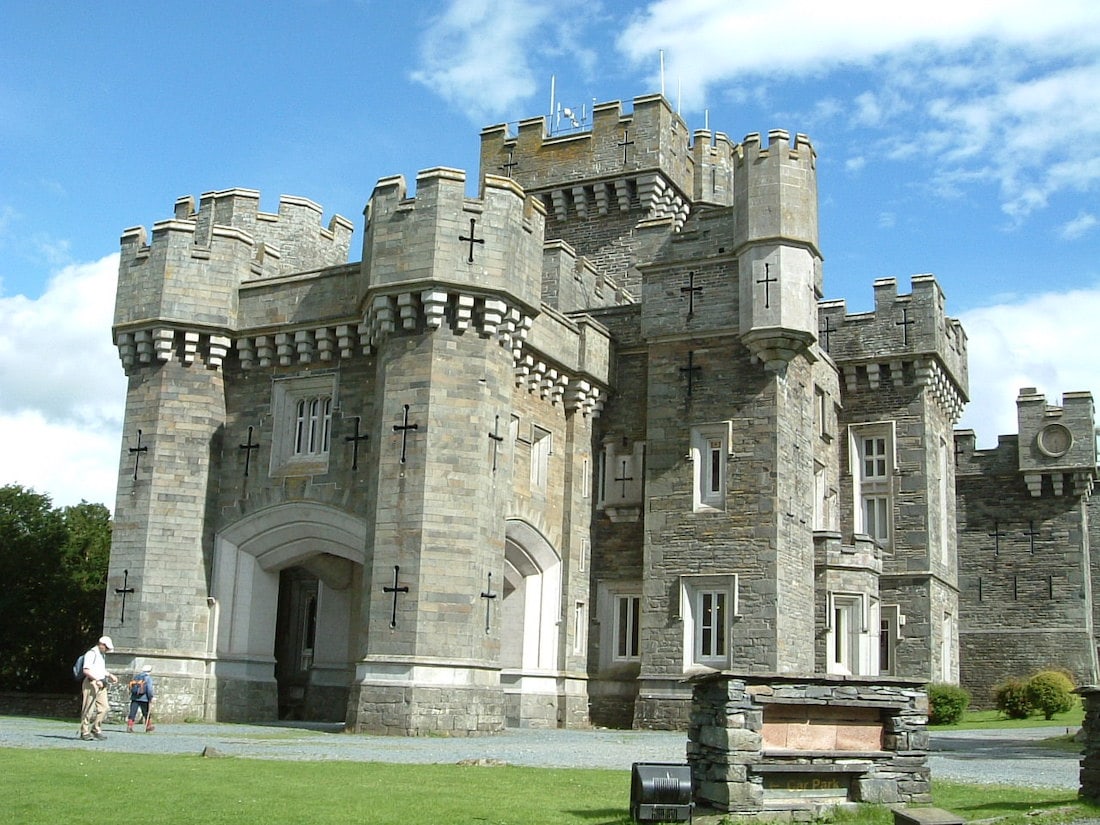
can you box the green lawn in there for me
[929,706,1084,731]
[0,748,634,825]
[4,746,1100,825]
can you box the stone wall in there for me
[1079,685,1100,801]
[687,673,930,815]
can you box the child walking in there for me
[126,665,156,732]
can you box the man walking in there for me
[79,636,118,741]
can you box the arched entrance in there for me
[212,503,367,722]
[500,519,563,727]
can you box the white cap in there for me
[98,635,114,651]
[141,665,152,673]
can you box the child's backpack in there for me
[72,654,85,681]
[129,675,146,696]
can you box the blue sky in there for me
[2,0,1099,510]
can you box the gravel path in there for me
[0,715,1083,789]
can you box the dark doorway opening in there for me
[274,567,318,720]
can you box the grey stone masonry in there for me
[687,673,930,815]
[955,389,1099,707]
[1078,685,1100,801]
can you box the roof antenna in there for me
[549,74,556,133]
[659,50,666,98]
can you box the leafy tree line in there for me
[0,484,111,693]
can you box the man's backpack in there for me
[72,654,85,682]
[129,675,146,696]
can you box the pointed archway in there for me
[211,503,367,722]
[500,519,563,727]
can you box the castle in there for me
[105,92,1097,733]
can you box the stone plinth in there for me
[688,673,930,815]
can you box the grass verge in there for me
[929,707,1084,731]
[4,747,1099,825]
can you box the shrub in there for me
[994,677,1033,719]
[927,682,970,725]
[1025,670,1077,720]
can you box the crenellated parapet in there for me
[691,129,736,207]
[113,189,353,374]
[732,130,818,255]
[820,275,969,422]
[480,94,695,231]
[1015,388,1096,497]
[363,168,544,313]
[542,239,634,313]
[183,189,354,277]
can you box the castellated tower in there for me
[955,389,1099,706]
[347,169,542,732]
[819,276,968,684]
[110,190,353,721]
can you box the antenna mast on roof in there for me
[549,75,556,127]
[659,50,665,98]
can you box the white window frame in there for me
[573,601,587,656]
[938,436,951,565]
[597,581,643,668]
[879,604,902,675]
[827,592,865,676]
[613,594,641,661]
[294,396,332,456]
[531,425,552,489]
[850,422,896,548]
[680,574,737,669]
[814,460,827,530]
[270,373,338,477]
[692,422,733,513]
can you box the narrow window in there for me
[615,595,641,660]
[573,602,587,655]
[698,590,727,659]
[693,424,730,512]
[531,426,551,488]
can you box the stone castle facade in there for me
[104,92,1096,733]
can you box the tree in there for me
[0,485,111,692]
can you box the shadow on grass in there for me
[563,809,630,824]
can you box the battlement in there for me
[542,239,633,313]
[957,389,1096,498]
[480,94,696,228]
[129,188,353,277]
[691,129,737,206]
[731,129,819,254]
[114,188,353,344]
[362,167,545,319]
[481,94,692,192]
[735,129,815,169]
[1016,388,1096,495]
[820,275,969,420]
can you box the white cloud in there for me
[615,1,1100,221]
[410,0,599,122]
[0,254,125,510]
[957,285,1100,447]
[618,0,1100,105]
[1061,212,1098,240]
